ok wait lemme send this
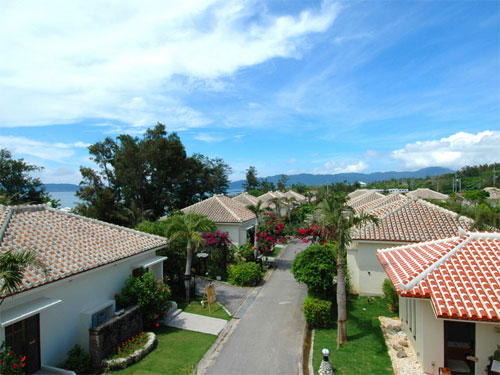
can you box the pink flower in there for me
[158,286,162,290]
[302,239,308,243]
[158,279,162,283]
[156,322,160,327]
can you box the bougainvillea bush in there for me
[255,213,288,254]
[202,230,233,280]
[296,224,333,245]
[0,342,25,374]
[115,272,171,329]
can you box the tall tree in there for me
[277,174,289,191]
[76,124,232,225]
[0,149,49,205]
[243,166,259,191]
[246,200,265,259]
[318,192,378,347]
[164,213,216,302]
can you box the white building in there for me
[346,192,472,296]
[176,195,256,247]
[0,204,167,374]
[377,232,500,375]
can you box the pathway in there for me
[202,239,309,375]
[195,276,253,315]
[166,311,228,335]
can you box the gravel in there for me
[379,316,424,375]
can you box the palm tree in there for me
[246,200,265,259]
[269,197,282,217]
[280,196,297,223]
[0,249,48,306]
[318,192,378,347]
[164,213,216,303]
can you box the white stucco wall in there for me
[217,219,254,247]
[0,249,164,367]
[401,297,500,375]
[348,241,408,296]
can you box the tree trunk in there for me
[185,240,193,303]
[336,257,347,347]
[253,223,259,260]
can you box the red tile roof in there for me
[353,199,473,243]
[181,195,256,223]
[349,191,385,209]
[353,193,409,215]
[0,204,167,296]
[232,193,259,207]
[377,232,500,322]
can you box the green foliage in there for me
[247,189,264,197]
[202,231,233,280]
[382,279,399,313]
[490,345,500,362]
[108,332,148,360]
[228,262,262,286]
[0,342,25,374]
[462,189,490,204]
[430,199,499,230]
[60,345,91,375]
[115,272,171,329]
[238,240,256,262]
[303,296,332,328]
[291,244,337,299]
[75,124,232,226]
[243,166,259,191]
[0,249,47,297]
[0,148,49,204]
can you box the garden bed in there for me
[103,332,157,371]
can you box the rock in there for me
[387,324,402,333]
[393,344,404,351]
[398,339,409,347]
[397,350,407,358]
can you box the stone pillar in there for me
[318,348,333,375]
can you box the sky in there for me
[0,0,499,184]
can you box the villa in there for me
[377,231,500,375]
[0,204,167,374]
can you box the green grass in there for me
[266,244,284,258]
[181,297,232,321]
[313,296,397,375]
[110,326,216,375]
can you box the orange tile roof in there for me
[349,191,385,209]
[353,193,409,215]
[181,195,256,223]
[0,204,167,296]
[353,199,473,243]
[377,232,500,322]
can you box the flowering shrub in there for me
[296,224,333,244]
[202,230,233,280]
[115,272,171,329]
[0,342,25,374]
[255,213,288,254]
[109,332,148,360]
[228,262,262,286]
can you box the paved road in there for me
[195,276,253,315]
[204,239,308,375]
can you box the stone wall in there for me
[89,305,143,368]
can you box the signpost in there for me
[202,282,217,313]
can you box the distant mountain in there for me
[228,167,454,190]
[44,183,79,192]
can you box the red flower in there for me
[12,363,18,369]
[21,356,26,362]
[9,351,13,355]
[165,311,168,315]
[22,363,25,368]
[155,322,159,327]
[158,279,162,283]
[155,314,158,319]
[158,286,162,290]
[0,360,3,364]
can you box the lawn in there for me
[313,296,397,375]
[181,297,232,321]
[110,326,216,375]
[266,244,284,258]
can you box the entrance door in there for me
[444,321,475,375]
[5,314,41,374]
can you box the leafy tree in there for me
[462,190,489,205]
[76,124,231,225]
[318,192,378,347]
[277,174,289,191]
[164,213,216,302]
[259,178,275,192]
[243,166,259,191]
[291,244,337,299]
[0,149,49,204]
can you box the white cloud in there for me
[391,130,500,170]
[194,133,226,143]
[0,0,339,128]
[0,136,77,162]
[314,160,369,174]
[288,158,297,164]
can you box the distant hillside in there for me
[229,167,454,190]
[44,183,79,192]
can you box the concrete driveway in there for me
[202,239,309,375]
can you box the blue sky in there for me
[0,0,499,183]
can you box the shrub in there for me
[383,278,399,313]
[228,262,262,286]
[0,342,25,374]
[202,231,233,280]
[255,212,288,254]
[238,240,255,262]
[115,272,171,329]
[291,244,337,299]
[60,345,91,375]
[303,296,332,328]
